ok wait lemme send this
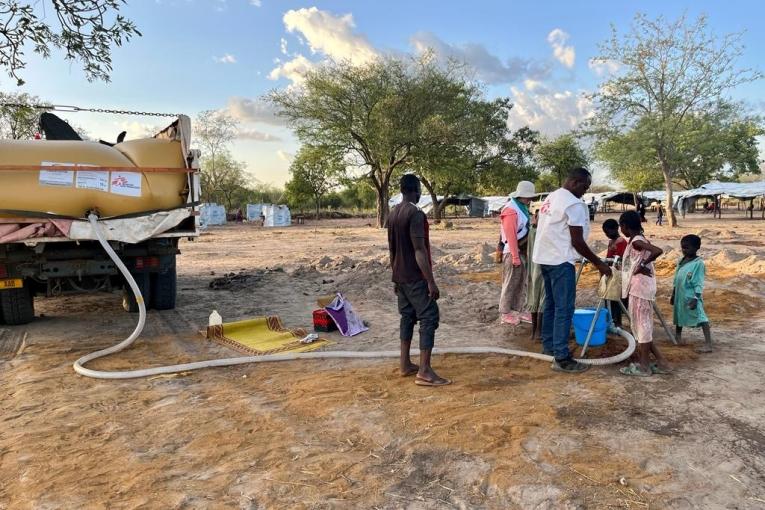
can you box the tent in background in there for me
[246,204,265,222]
[263,205,291,227]
[199,203,226,227]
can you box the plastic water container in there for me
[573,308,610,347]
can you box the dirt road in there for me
[2,212,764,509]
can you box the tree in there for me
[590,13,762,226]
[271,55,463,228]
[195,110,242,208]
[200,151,251,210]
[671,105,762,188]
[475,126,539,194]
[535,134,589,188]
[285,145,345,219]
[413,89,541,222]
[0,91,47,138]
[597,104,763,190]
[195,110,238,172]
[338,178,377,211]
[0,0,141,85]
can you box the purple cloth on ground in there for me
[324,293,368,337]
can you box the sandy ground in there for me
[2,210,765,509]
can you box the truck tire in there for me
[151,257,177,311]
[1,285,35,325]
[123,272,151,313]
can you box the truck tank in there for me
[0,138,188,219]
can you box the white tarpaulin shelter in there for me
[199,203,226,227]
[263,205,291,227]
[388,193,441,214]
[484,196,510,214]
[699,181,765,199]
[246,203,265,222]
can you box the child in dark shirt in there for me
[602,219,628,327]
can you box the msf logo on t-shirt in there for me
[539,199,552,216]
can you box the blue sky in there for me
[8,0,765,185]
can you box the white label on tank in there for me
[76,170,109,192]
[110,171,142,197]
[39,161,74,187]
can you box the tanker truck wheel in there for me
[0,285,35,325]
[123,272,151,313]
[150,257,177,311]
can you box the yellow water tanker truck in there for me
[0,114,200,324]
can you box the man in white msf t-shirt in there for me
[532,167,611,373]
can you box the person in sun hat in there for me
[498,180,537,326]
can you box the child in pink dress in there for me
[619,211,672,376]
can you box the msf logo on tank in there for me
[111,174,140,190]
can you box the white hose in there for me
[73,214,636,380]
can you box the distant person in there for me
[387,174,450,386]
[235,208,244,223]
[525,208,545,341]
[618,211,671,376]
[656,205,664,226]
[259,212,266,227]
[637,200,647,223]
[532,167,611,373]
[672,234,713,353]
[602,219,628,328]
[498,181,536,325]
[589,197,597,221]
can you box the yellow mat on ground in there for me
[205,316,331,355]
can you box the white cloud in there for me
[115,121,162,140]
[250,0,262,6]
[410,31,551,85]
[282,7,378,65]
[547,29,575,69]
[588,58,621,77]
[507,82,593,137]
[280,37,288,55]
[225,97,285,126]
[237,129,281,142]
[524,79,543,91]
[215,53,237,64]
[268,54,315,84]
[276,149,294,162]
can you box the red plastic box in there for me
[313,309,337,332]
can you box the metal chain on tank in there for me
[0,103,181,117]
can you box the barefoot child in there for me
[603,219,628,327]
[618,211,671,376]
[671,234,713,352]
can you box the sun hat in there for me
[510,181,537,199]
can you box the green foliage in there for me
[284,145,345,218]
[414,91,540,220]
[0,1,141,85]
[337,179,376,210]
[590,13,762,224]
[0,91,47,138]
[596,105,763,190]
[535,134,589,188]
[200,151,252,210]
[270,54,537,226]
[472,126,540,195]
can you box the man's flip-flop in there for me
[650,363,673,375]
[619,363,652,377]
[415,376,453,387]
[400,366,419,377]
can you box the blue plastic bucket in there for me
[572,308,610,347]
